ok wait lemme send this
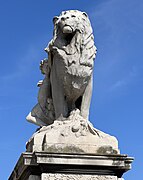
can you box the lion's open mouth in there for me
[62,25,76,45]
[64,32,75,45]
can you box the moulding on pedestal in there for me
[42,173,117,179]
[9,152,133,180]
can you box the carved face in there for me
[53,10,92,46]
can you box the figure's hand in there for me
[37,80,43,87]
[40,58,49,75]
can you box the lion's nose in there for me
[61,17,69,21]
[61,17,65,21]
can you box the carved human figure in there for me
[27,10,97,126]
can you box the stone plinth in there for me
[26,118,119,155]
[9,152,133,180]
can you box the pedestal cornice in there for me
[9,152,133,180]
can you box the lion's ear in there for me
[53,16,59,24]
[82,12,88,18]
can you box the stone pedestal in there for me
[9,152,133,180]
[9,114,134,180]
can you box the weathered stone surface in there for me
[8,152,133,180]
[42,173,117,180]
[26,110,119,154]
[29,175,40,180]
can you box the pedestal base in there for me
[9,152,133,180]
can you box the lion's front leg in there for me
[80,74,93,120]
[50,64,68,119]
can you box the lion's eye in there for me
[71,15,76,18]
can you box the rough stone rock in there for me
[26,110,119,154]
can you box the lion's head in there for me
[49,10,96,59]
[52,10,93,46]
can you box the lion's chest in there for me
[52,56,91,100]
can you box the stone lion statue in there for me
[27,10,97,127]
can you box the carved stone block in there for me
[42,173,117,180]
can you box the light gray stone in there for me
[8,152,133,180]
[26,111,119,154]
[42,173,117,180]
[29,175,40,180]
[26,10,97,127]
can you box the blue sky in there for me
[0,0,142,179]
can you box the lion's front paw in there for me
[40,58,49,75]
